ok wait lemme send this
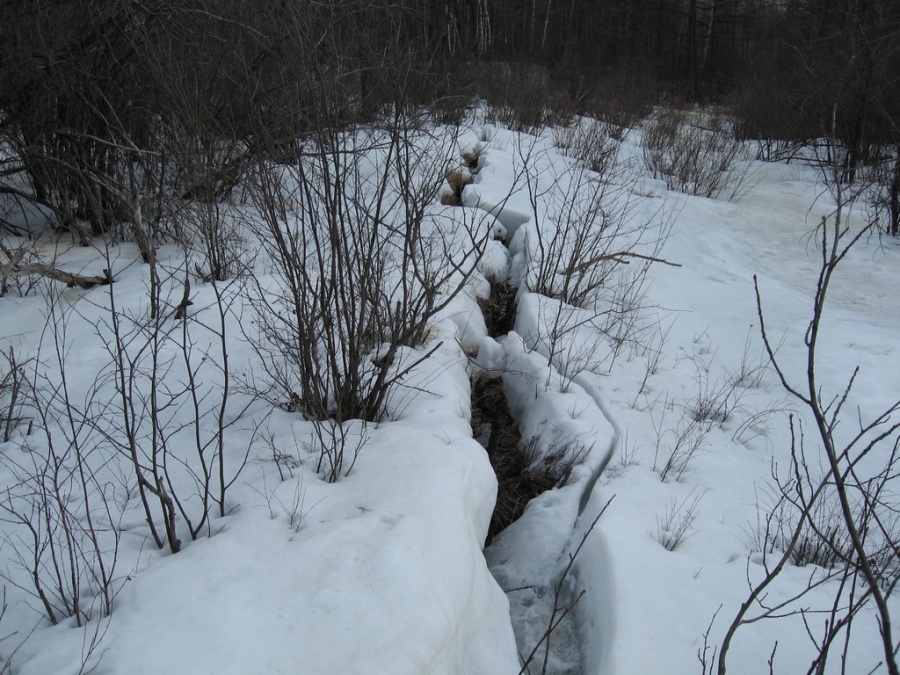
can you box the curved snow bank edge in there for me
[16,336,520,675]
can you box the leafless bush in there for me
[519,140,674,311]
[0,331,121,627]
[255,470,316,535]
[802,134,900,241]
[481,63,574,133]
[609,431,640,475]
[644,337,776,481]
[630,320,673,408]
[311,420,369,485]
[652,400,709,482]
[654,489,704,551]
[520,436,589,488]
[0,347,33,443]
[754,485,855,571]
[80,248,252,552]
[247,113,494,458]
[641,109,753,201]
[176,198,248,284]
[553,117,623,177]
[514,137,677,383]
[553,67,650,176]
[728,333,770,391]
[684,356,743,428]
[722,410,900,674]
[0,441,120,627]
[174,277,257,520]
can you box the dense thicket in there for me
[1,0,899,237]
[0,1,456,237]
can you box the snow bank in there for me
[23,437,515,675]
[2,216,519,675]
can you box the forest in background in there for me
[1,0,899,243]
[1,3,899,674]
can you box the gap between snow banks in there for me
[458,125,619,674]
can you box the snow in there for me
[1,112,898,674]
[571,154,900,674]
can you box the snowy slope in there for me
[1,116,898,675]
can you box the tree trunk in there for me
[891,144,900,236]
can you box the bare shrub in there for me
[756,488,854,571]
[650,338,780,481]
[552,68,650,175]
[254,469,318,535]
[654,489,705,551]
[684,353,746,429]
[641,109,753,201]
[0,336,121,626]
[78,248,252,552]
[247,114,499,477]
[727,333,770,391]
[177,198,248,284]
[174,277,256,520]
[630,320,673,408]
[715,135,900,675]
[652,401,710,482]
[553,117,624,177]
[480,63,574,133]
[519,140,674,312]
[514,136,677,382]
[0,436,120,627]
[311,420,369,485]
[0,347,33,443]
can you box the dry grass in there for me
[477,282,517,337]
[471,376,561,544]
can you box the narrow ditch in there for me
[469,231,585,674]
[471,354,561,545]
[469,243,557,546]
[477,282,517,337]
[445,138,560,548]
[455,134,608,675]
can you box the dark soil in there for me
[478,282,517,337]
[471,376,558,545]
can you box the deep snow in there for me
[0,116,898,675]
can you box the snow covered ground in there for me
[576,151,900,675]
[0,114,897,674]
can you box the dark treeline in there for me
[1,0,899,239]
[0,1,441,237]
